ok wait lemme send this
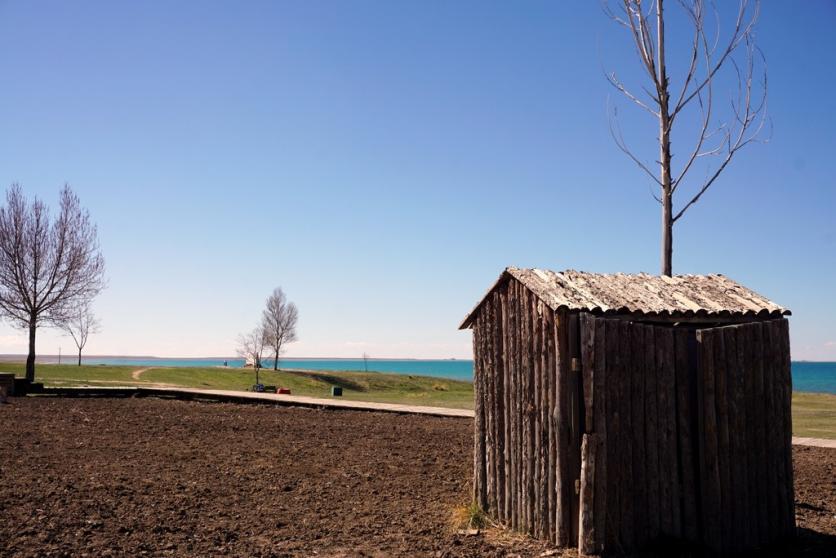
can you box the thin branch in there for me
[607,99,664,198]
[605,71,660,116]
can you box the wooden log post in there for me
[630,323,648,547]
[501,287,512,524]
[555,310,572,546]
[674,328,698,542]
[546,308,557,543]
[774,319,796,539]
[473,316,488,509]
[761,321,779,541]
[567,313,582,544]
[604,319,621,551]
[751,321,769,547]
[579,433,602,556]
[617,319,635,551]
[713,328,732,553]
[644,325,661,542]
[696,329,722,553]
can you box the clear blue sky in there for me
[0,1,833,360]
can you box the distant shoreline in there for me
[0,354,468,363]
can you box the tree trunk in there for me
[661,188,673,276]
[78,348,82,366]
[274,352,279,371]
[657,0,673,277]
[25,319,36,382]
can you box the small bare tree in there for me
[0,185,106,382]
[604,0,768,275]
[261,287,298,371]
[237,326,267,385]
[62,303,101,366]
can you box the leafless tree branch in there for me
[0,184,106,381]
[261,287,299,371]
[604,0,768,273]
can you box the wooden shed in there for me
[460,267,794,556]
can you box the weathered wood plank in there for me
[725,326,744,553]
[674,328,698,542]
[555,310,571,546]
[654,326,672,537]
[776,319,796,538]
[524,289,535,534]
[630,322,647,547]
[696,328,722,553]
[546,308,556,543]
[509,281,519,530]
[483,300,495,514]
[473,316,487,509]
[740,322,759,549]
[501,287,512,523]
[714,327,732,552]
[531,296,541,536]
[579,433,602,556]
[617,319,635,551]
[494,293,506,516]
[761,321,779,540]
[766,319,787,541]
[660,326,681,538]
[592,317,608,553]
[540,309,550,540]
[582,314,595,430]
[604,318,621,550]
[644,324,661,542]
[567,312,582,544]
[751,320,769,546]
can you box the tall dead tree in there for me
[605,0,769,275]
[261,287,298,371]
[0,185,106,382]
[62,303,101,366]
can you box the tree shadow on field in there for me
[285,370,368,393]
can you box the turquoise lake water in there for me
[76,357,836,394]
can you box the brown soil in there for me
[0,397,834,557]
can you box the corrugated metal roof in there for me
[459,267,790,329]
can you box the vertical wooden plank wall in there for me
[695,318,796,555]
[474,296,794,556]
[471,280,579,544]
[575,316,794,556]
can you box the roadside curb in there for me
[33,386,475,418]
[791,436,836,449]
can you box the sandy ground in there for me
[1,397,834,557]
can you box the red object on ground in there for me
[278,388,291,395]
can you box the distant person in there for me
[223,360,228,367]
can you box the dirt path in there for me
[130,367,153,381]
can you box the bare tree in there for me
[604,0,769,275]
[237,325,267,385]
[0,185,106,382]
[62,303,101,366]
[261,287,298,371]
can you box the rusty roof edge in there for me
[458,268,515,330]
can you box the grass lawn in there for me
[792,392,836,439]
[3,363,833,433]
[0,363,475,410]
